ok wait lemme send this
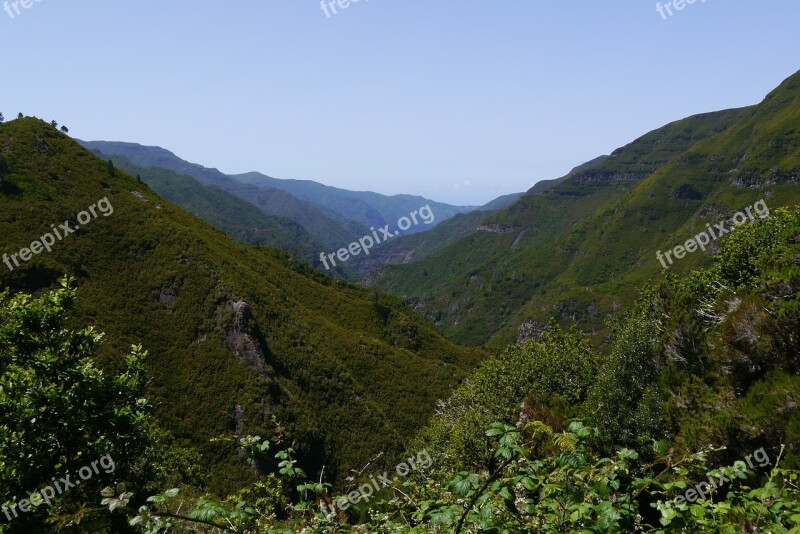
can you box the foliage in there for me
[0,117,486,494]
[0,279,158,532]
[107,423,800,533]
[585,298,667,448]
[414,322,595,474]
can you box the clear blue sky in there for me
[1,1,798,205]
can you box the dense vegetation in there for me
[0,118,485,496]
[3,204,799,532]
[2,71,800,533]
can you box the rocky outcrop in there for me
[233,403,244,435]
[159,288,177,309]
[517,320,547,345]
[571,171,649,182]
[35,134,54,155]
[216,292,268,378]
[477,224,519,234]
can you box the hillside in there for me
[1,118,486,494]
[370,99,754,346]
[232,171,497,234]
[78,141,518,249]
[350,210,492,278]
[94,152,322,263]
[78,141,369,256]
[14,201,795,532]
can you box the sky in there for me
[1,1,799,206]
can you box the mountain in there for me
[78,141,369,256]
[4,74,800,533]
[80,141,523,275]
[478,191,524,211]
[351,209,492,277]
[232,172,524,281]
[367,71,800,347]
[94,152,322,263]
[2,118,486,493]
[231,171,517,233]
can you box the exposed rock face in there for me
[571,171,649,182]
[731,175,777,188]
[517,320,547,345]
[729,167,799,188]
[511,229,527,250]
[217,294,267,378]
[159,288,177,309]
[35,134,54,155]
[477,224,519,234]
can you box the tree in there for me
[17,112,23,119]
[60,125,69,134]
[0,112,4,123]
[585,301,667,448]
[0,278,159,530]
[50,120,58,128]
[414,321,595,473]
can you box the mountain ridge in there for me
[366,72,800,347]
[78,140,371,254]
[3,118,487,493]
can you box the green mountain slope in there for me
[367,93,786,346]
[523,70,800,342]
[1,119,486,493]
[341,194,526,279]
[78,141,369,254]
[479,191,524,211]
[351,210,493,278]
[232,171,490,234]
[92,152,321,262]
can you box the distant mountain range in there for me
[2,119,487,489]
[78,141,522,272]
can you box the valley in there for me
[2,3,799,531]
